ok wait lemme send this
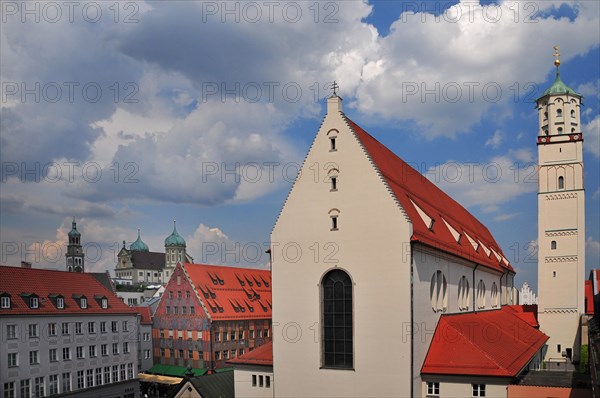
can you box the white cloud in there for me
[485,130,503,149]
[426,148,537,209]
[584,115,600,158]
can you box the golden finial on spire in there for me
[553,45,561,68]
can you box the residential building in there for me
[269,90,546,397]
[151,263,271,373]
[0,266,140,398]
[136,306,154,372]
[536,48,586,365]
[228,341,273,398]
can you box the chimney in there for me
[21,261,32,268]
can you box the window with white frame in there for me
[1,295,11,308]
[427,381,440,397]
[76,346,84,359]
[29,350,39,364]
[472,384,486,397]
[80,297,87,309]
[30,296,39,309]
[62,373,71,392]
[6,324,17,339]
[75,322,82,334]
[62,347,71,360]
[8,352,18,367]
[56,297,64,309]
[28,323,39,338]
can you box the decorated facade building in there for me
[151,263,272,373]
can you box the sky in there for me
[1,0,599,294]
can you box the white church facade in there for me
[269,93,547,397]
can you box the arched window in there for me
[458,276,470,311]
[544,112,548,120]
[571,128,576,133]
[430,271,447,313]
[322,269,353,369]
[557,127,563,135]
[551,241,557,250]
[571,109,575,118]
[477,280,486,309]
[491,282,498,308]
[558,176,564,190]
[557,109,563,118]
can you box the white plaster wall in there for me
[234,367,274,398]
[271,98,413,397]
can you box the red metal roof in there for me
[182,263,271,321]
[228,341,273,366]
[0,265,135,315]
[585,280,594,315]
[346,117,513,273]
[421,306,548,377]
[135,306,153,324]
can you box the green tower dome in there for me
[68,218,80,238]
[541,69,581,97]
[165,221,186,247]
[130,229,149,252]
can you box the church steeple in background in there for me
[66,218,85,272]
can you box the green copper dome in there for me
[165,221,186,247]
[68,218,80,237]
[130,229,149,252]
[541,69,581,97]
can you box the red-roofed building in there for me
[151,262,271,372]
[0,265,141,397]
[228,341,273,397]
[270,95,533,398]
[134,306,154,372]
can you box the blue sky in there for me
[1,1,599,294]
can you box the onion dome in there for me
[165,220,186,248]
[130,229,149,252]
[68,218,80,238]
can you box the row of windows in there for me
[0,294,107,310]
[7,343,132,366]
[169,290,192,299]
[430,272,500,312]
[160,348,205,359]
[3,363,136,398]
[251,374,271,388]
[543,108,576,120]
[215,329,269,341]
[426,382,486,397]
[165,305,196,315]
[5,320,129,339]
[542,127,578,135]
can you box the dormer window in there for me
[57,297,64,309]
[102,299,108,309]
[1,295,10,309]
[81,298,87,309]
[30,297,39,309]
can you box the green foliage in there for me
[580,344,589,373]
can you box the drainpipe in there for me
[473,264,479,311]
[410,242,414,398]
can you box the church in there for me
[268,55,586,397]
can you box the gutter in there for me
[410,242,414,398]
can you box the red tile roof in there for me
[0,265,135,315]
[182,263,272,321]
[346,118,513,273]
[135,306,153,324]
[505,305,539,328]
[227,341,273,366]
[421,306,548,377]
[585,280,594,315]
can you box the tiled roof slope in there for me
[421,306,548,377]
[228,341,273,366]
[505,305,539,328]
[135,306,153,324]
[346,117,513,273]
[0,265,134,315]
[131,251,165,270]
[183,263,271,321]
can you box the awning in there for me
[147,364,207,377]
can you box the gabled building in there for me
[0,265,140,398]
[228,341,273,398]
[270,92,543,397]
[151,263,272,374]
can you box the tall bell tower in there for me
[66,218,85,272]
[536,46,586,365]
